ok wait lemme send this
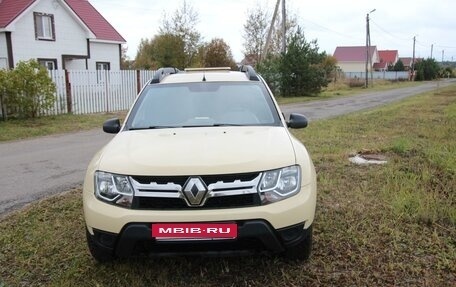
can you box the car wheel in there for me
[86,229,115,263]
[282,225,312,261]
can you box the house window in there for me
[34,12,55,41]
[96,62,110,71]
[38,59,57,70]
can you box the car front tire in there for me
[86,229,115,263]
[282,225,313,261]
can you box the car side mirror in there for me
[287,113,308,129]
[103,118,121,134]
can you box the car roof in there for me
[149,66,260,85]
[160,71,251,84]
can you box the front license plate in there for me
[152,223,237,240]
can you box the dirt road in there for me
[1,80,454,214]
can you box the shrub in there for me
[6,60,56,118]
[348,78,364,88]
[0,69,10,120]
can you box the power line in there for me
[434,44,456,49]
[301,18,356,39]
[369,20,456,59]
[370,20,409,43]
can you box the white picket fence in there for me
[47,69,155,115]
[343,71,410,80]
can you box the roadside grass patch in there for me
[0,112,125,142]
[0,85,455,286]
[273,80,421,105]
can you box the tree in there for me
[202,38,237,69]
[268,9,298,55]
[415,58,440,81]
[159,0,201,67]
[120,45,134,70]
[256,54,282,95]
[242,5,268,65]
[279,27,328,97]
[150,34,186,69]
[242,4,297,66]
[393,59,405,71]
[134,35,186,69]
[134,38,156,69]
[134,1,202,70]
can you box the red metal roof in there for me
[399,57,412,67]
[373,62,388,70]
[333,46,377,62]
[0,0,35,28]
[64,0,125,42]
[378,50,398,64]
[0,0,125,42]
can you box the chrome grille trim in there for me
[130,174,262,200]
[207,176,261,198]
[130,179,183,198]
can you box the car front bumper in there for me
[87,220,312,257]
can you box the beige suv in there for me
[83,66,317,262]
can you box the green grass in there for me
[0,85,455,286]
[0,112,125,142]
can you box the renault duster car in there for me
[83,66,317,262]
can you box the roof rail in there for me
[151,67,180,84]
[239,65,259,81]
[185,67,231,72]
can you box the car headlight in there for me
[94,171,134,208]
[259,165,301,204]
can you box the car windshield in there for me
[126,82,281,129]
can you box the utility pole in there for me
[365,9,375,88]
[442,50,444,63]
[282,0,286,54]
[431,44,433,59]
[411,36,416,81]
[263,0,281,57]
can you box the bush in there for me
[3,60,56,118]
[414,58,440,81]
[0,69,10,120]
[348,78,364,88]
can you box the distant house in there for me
[374,50,399,71]
[333,46,379,73]
[0,0,126,70]
[372,61,388,71]
[398,57,422,71]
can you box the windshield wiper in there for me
[181,123,244,128]
[212,123,244,126]
[129,126,180,130]
[129,124,244,130]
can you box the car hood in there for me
[97,126,296,175]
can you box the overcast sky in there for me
[90,0,456,63]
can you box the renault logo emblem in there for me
[182,177,208,206]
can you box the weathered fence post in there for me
[0,92,6,121]
[136,70,141,95]
[65,70,72,114]
[104,70,110,113]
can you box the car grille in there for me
[129,172,262,210]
